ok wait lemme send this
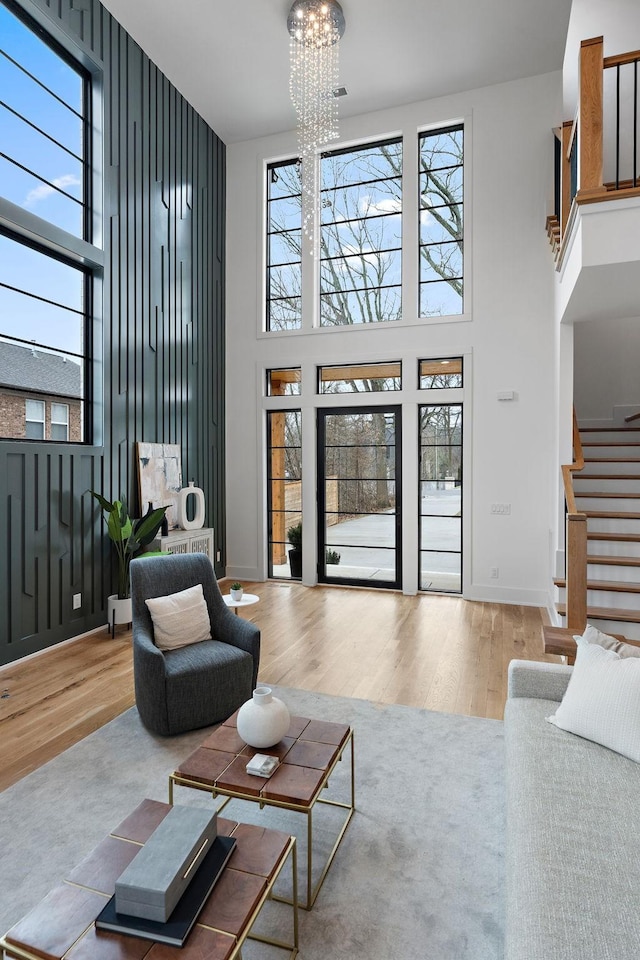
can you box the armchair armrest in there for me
[213,608,260,689]
[507,659,573,703]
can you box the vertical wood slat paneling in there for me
[0,0,226,665]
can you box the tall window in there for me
[320,138,402,326]
[0,1,92,442]
[419,403,463,593]
[266,160,302,332]
[419,125,464,318]
[267,410,302,579]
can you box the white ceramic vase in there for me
[177,481,205,530]
[230,588,243,601]
[236,686,290,749]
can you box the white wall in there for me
[225,70,561,606]
[574,315,640,421]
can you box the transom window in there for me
[419,125,464,318]
[320,138,402,326]
[318,362,402,393]
[267,368,301,396]
[419,358,463,389]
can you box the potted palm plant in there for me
[287,522,302,579]
[91,492,168,631]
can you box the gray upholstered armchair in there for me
[129,553,260,736]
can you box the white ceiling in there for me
[99,0,573,145]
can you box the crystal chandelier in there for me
[287,1,345,246]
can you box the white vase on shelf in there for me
[236,686,290,749]
[177,481,205,530]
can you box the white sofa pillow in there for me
[547,636,640,763]
[145,583,211,650]
[574,623,640,659]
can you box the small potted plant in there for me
[287,522,302,579]
[91,491,168,631]
[230,581,244,602]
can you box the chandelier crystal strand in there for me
[288,1,345,249]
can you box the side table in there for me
[223,593,260,616]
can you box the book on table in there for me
[95,835,236,947]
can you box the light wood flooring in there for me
[0,582,558,793]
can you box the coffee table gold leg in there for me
[306,808,313,910]
[292,837,299,955]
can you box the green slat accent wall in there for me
[0,0,226,665]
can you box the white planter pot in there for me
[230,588,243,601]
[107,595,132,637]
[237,686,290,749]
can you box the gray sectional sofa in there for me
[504,659,640,960]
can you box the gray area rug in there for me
[0,688,505,959]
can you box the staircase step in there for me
[585,510,640,519]
[556,603,640,624]
[581,441,640,447]
[588,532,640,542]
[588,554,640,567]
[576,491,640,498]
[554,578,640,594]
[577,474,640,481]
[580,427,640,433]
[576,495,640,512]
[574,477,640,492]
[583,458,640,462]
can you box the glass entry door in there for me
[317,406,402,588]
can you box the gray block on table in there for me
[115,805,218,922]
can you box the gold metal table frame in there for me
[169,728,355,910]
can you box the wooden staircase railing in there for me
[562,409,587,630]
[549,37,640,265]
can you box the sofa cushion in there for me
[505,695,640,960]
[145,583,212,650]
[547,638,640,763]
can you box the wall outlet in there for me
[490,567,499,579]
[490,503,511,515]
[73,593,82,610]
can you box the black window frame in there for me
[0,0,95,444]
[265,158,302,333]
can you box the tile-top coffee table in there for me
[169,713,355,910]
[0,798,298,960]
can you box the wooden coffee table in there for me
[169,713,355,909]
[0,798,298,960]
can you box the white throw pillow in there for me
[547,636,640,763]
[574,623,640,659]
[145,583,211,650]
